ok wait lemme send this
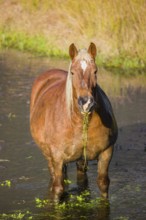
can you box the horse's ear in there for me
[69,43,78,60]
[88,42,97,59]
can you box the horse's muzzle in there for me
[78,96,95,113]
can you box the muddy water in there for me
[0,51,146,219]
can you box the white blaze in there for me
[80,60,87,72]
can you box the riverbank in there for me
[0,0,146,71]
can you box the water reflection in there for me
[0,50,146,219]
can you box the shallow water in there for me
[0,51,146,219]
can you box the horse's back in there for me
[30,69,67,114]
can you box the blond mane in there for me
[65,62,73,117]
[76,49,92,62]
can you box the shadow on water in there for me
[0,50,146,219]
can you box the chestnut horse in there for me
[30,43,118,201]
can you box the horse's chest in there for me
[68,118,110,161]
[86,124,110,159]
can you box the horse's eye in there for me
[71,72,74,75]
[94,70,97,75]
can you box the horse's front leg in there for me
[48,156,64,201]
[97,146,113,199]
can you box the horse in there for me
[30,43,118,201]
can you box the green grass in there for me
[0,28,145,71]
[0,29,67,58]
[0,0,146,70]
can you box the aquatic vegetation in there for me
[114,217,129,220]
[25,156,33,159]
[57,191,109,211]
[0,180,11,188]
[0,211,32,220]
[34,190,109,211]
[7,112,16,120]
[64,179,72,184]
[35,197,49,208]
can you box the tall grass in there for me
[0,0,146,69]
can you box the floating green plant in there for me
[34,191,109,212]
[114,217,129,220]
[8,112,16,120]
[64,179,72,185]
[35,197,49,208]
[0,211,32,220]
[0,180,11,188]
[56,190,109,211]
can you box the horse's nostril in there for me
[78,96,94,112]
[78,96,88,106]
[90,96,94,105]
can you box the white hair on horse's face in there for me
[76,49,92,73]
[80,60,87,72]
[66,49,94,117]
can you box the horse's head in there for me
[68,42,97,114]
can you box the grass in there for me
[0,29,67,58]
[0,0,146,70]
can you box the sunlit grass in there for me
[0,0,146,69]
[0,29,67,58]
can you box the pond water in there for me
[0,50,146,220]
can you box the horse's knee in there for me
[50,176,64,199]
[97,174,110,198]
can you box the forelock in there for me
[75,49,92,62]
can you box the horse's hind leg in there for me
[97,146,113,199]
